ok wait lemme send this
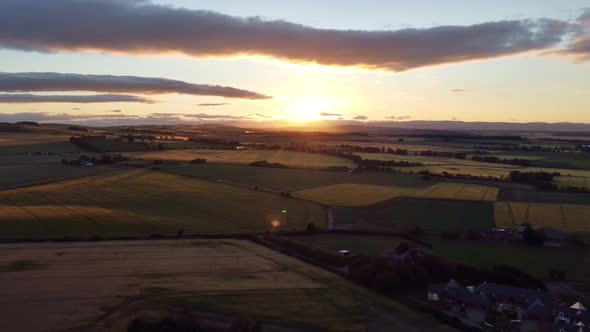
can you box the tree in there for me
[522,226,546,246]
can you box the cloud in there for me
[0,72,270,100]
[352,115,368,120]
[255,113,272,119]
[150,112,250,120]
[196,102,232,106]
[72,107,81,110]
[0,0,581,72]
[450,89,468,92]
[552,9,590,61]
[0,93,154,103]
[109,109,122,113]
[320,112,342,117]
[385,115,412,120]
[0,112,140,122]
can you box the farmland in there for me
[0,164,110,190]
[285,234,590,280]
[494,202,590,234]
[0,169,326,238]
[333,197,495,232]
[160,163,433,191]
[293,182,498,206]
[0,239,450,332]
[128,149,356,169]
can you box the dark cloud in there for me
[0,72,270,100]
[385,115,412,120]
[0,0,580,71]
[553,9,590,61]
[196,102,232,106]
[109,109,122,113]
[0,93,154,103]
[352,115,368,120]
[0,112,140,122]
[450,89,467,92]
[255,113,272,119]
[320,112,342,117]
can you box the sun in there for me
[284,95,345,122]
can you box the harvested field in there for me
[494,202,590,234]
[0,239,449,332]
[0,169,326,238]
[293,182,498,206]
[128,149,356,169]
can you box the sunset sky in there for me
[0,0,589,125]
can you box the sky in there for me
[0,0,588,125]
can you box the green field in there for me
[499,188,590,205]
[0,164,110,190]
[293,182,498,206]
[128,149,356,169]
[287,234,590,281]
[333,197,495,232]
[0,169,326,238]
[356,152,516,168]
[160,163,434,191]
[289,234,410,256]
[427,237,590,281]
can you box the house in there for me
[428,279,553,328]
[555,301,588,331]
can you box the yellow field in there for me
[494,202,590,234]
[293,182,498,206]
[128,149,356,169]
[0,169,326,238]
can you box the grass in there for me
[0,169,326,238]
[160,163,434,191]
[333,197,495,232]
[427,237,590,281]
[293,182,499,206]
[356,152,516,168]
[128,149,356,169]
[494,202,590,234]
[287,234,590,281]
[289,234,408,256]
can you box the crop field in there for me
[355,153,517,168]
[129,149,357,169]
[0,164,109,190]
[494,202,590,234]
[293,182,498,206]
[0,239,449,332]
[160,163,434,191]
[554,176,590,189]
[0,169,326,238]
[333,197,495,232]
[499,188,590,205]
